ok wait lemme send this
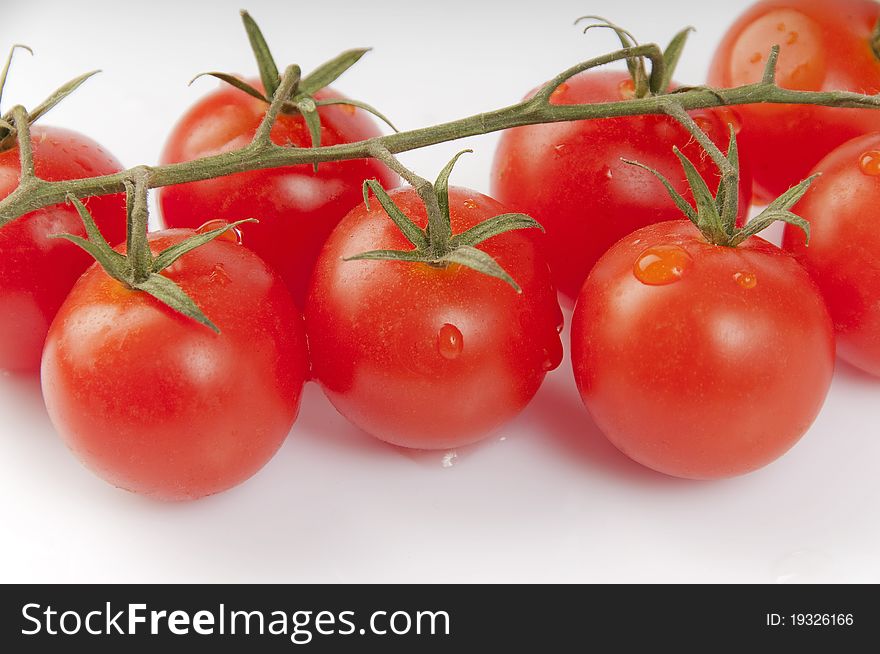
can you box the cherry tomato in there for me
[41,228,309,501]
[783,133,880,376]
[0,127,125,372]
[571,220,834,479]
[305,187,563,450]
[708,0,880,203]
[491,70,751,301]
[158,81,397,307]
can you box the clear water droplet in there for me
[603,165,614,180]
[859,150,880,176]
[209,263,231,285]
[541,334,563,371]
[552,302,564,334]
[633,245,693,286]
[463,198,478,209]
[553,143,567,157]
[441,450,458,468]
[498,435,507,442]
[437,323,463,360]
[734,271,757,289]
[196,219,242,244]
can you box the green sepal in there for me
[621,158,698,225]
[576,16,648,97]
[26,70,100,125]
[49,195,127,277]
[314,98,398,132]
[134,272,219,334]
[673,146,722,233]
[729,175,819,246]
[298,49,370,96]
[240,10,280,99]
[659,27,695,93]
[450,213,543,248]
[362,179,427,249]
[440,245,521,293]
[188,72,268,102]
[344,249,425,263]
[152,218,257,271]
[717,124,740,232]
[295,95,322,155]
[0,45,33,111]
[434,150,472,246]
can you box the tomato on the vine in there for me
[305,185,562,450]
[783,133,880,377]
[571,220,834,479]
[0,127,125,372]
[159,82,396,307]
[708,0,880,203]
[491,70,751,301]
[41,228,309,501]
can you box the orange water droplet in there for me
[551,83,569,101]
[541,334,563,371]
[633,245,693,286]
[209,263,231,285]
[749,52,763,64]
[618,78,636,100]
[196,219,242,244]
[859,150,880,176]
[734,271,757,289]
[463,198,478,209]
[786,31,799,45]
[437,323,463,360]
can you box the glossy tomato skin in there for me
[158,81,397,307]
[708,0,880,203]
[0,127,125,372]
[491,70,751,302]
[571,220,834,479]
[783,133,880,376]
[305,187,562,450]
[41,230,309,501]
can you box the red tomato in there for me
[783,133,880,376]
[305,187,562,450]
[708,0,880,203]
[158,81,397,307]
[491,70,751,302]
[0,127,125,372]
[571,220,834,479]
[41,229,309,501]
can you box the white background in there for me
[1,0,878,583]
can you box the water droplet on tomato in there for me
[618,78,636,100]
[633,245,693,285]
[441,450,458,468]
[553,143,567,157]
[541,334,563,371]
[463,198,478,209]
[859,150,880,176]
[196,219,243,244]
[552,302,564,334]
[603,165,614,180]
[551,83,569,101]
[209,263,231,285]
[437,323,463,360]
[693,115,713,134]
[734,271,757,289]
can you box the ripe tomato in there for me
[41,228,309,501]
[158,81,397,307]
[305,187,562,450]
[491,70,751,301]
[783,133,880,376]
[708,0,880,203]
[0,127,125,372]
[571,220,834,479]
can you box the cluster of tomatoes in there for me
[2,0,880,501]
